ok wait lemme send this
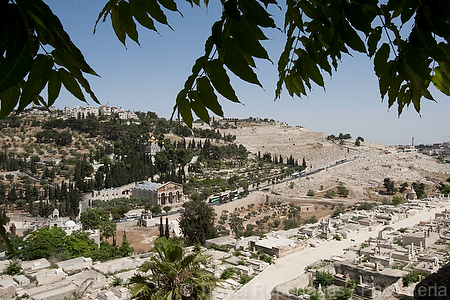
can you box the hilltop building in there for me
[64,105,138,120]
[144,136,164,157]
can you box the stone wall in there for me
[271,273,312,300]
[335,263,403,290]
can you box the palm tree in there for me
[129,237,216,300]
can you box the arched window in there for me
[161,193,166,205]
[169,192,173,204]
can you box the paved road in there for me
[229,200,450,300]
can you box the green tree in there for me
[159,216,164,238]
[163,206,171,214]
[63,229,98,258]
[383,178,397,195]
[80,209,116,241]
[165,217,170,239]
[179,200,216,246]
[438,182,450,196]
[2,0,450,123]
[129,237,216,300]
[19,227,67,260]
[228,213,244,239]
[337,184,349,197]
[119,231,134,257]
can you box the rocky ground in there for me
[220,122,450,203]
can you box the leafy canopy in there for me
[1,0,450,125]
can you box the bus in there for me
[209,196,220,203]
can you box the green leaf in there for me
[378,61,394,98]
[188,91,210,123]
[285,72,306,97]
[47,70,61,106]
[401,3,416,24]
[346,3,373,34]
[229,19,270,60]
[223,38,261,86]
[0,41,33,94]
[171,88,188,120]
[403,44,431,79]
[58,68,85,101]
[240,0,276,28]
[111,4,126,46]
[143,0,171,27]
[183,56,206,91]
[432,66,450,96]
[0,221,15,256]
[118,1,140,45]
[340,22,366,53]
[205,59,240,103]
[211,20,224,50]
[52,50,99,103]
[130,0,157,32]
[388,75,403,107]
[297,52,324,88]
[0,86,20,119]
[178,98,193,127]
[224,0,241,21]
[157,0,178,12]
[367,27,382,57]
[94,0,117,33]
[374,43,390,76]
[18,54,53,113]
[27,0,97,75]
[197,77,224,116]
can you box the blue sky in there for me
[45,0,450,146]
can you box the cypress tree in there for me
[159,216,164,238]
[165,217,170,239]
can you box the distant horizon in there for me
[51,103,448,147]
[40,1,449,148]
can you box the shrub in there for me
[314,271,335,287]
[290,287,308,296]
[210,243,229,252]
[283,218,300,230]
[332,204,345,217]
[307,190,315,196]
[221,267,235,279]
[337,184,349,197]
[112,277,123,287]
[392,197,405,206]
[4,261,22,275]
[306,215,318,224]
[239,274,251,284]
[335,287,354,300]
[357,202,374,210]
[403,270,427,286]
[325,190,336,198]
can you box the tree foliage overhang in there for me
[1,0,450,126]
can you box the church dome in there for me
[64,220,76,228]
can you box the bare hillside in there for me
[219,122,450,203]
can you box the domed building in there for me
[48,209,81,234]
[48,209,99,245]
